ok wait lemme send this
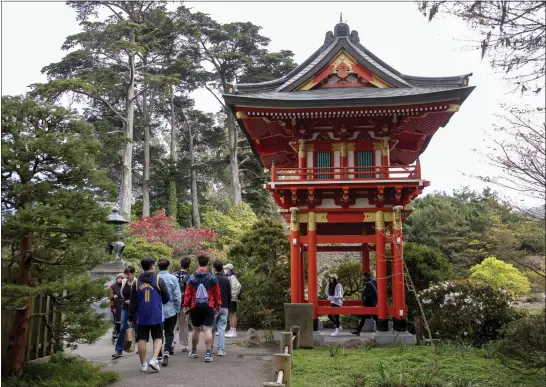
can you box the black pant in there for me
[328,303,340,328]
[357,303,377,331]
[158,315,177,359]
[163,315,177,353]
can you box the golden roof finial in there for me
[339,12,343,23]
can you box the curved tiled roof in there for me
[224,86,475,108]
[233,22,472,95]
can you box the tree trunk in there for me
[142,86,150,218]
[187,116,201,228]
[120,33,135,220]
[226,109,242,205]
[167,86,178,221]
[3,234,33,377]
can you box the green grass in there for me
[292,344,544,387]
[3,353,119,387]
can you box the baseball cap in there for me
[328,273,339,280]
[224,263,234,270]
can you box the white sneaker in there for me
[140,364,148,372]
[218,349,226,356]
[148,358,160,372]
[331,329,340,337]
[225,330,237,338]
[181,345,189,352]
[215,331,219,336]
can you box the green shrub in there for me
[470,257,531,296]
[123,237,173,270]
[3,353,118,387]
[403,243,455,292]
[202,203,258,250]
[419,280,517,346]
[492,311,545,373]
[227,219,289,328]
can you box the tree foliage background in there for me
[1,1,545,378]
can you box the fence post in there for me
[415,316,424,345]
[290,325,300,350]
[280,331,293,366]
[280,332,292,355]
[263,353,291,387]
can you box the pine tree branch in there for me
[203,84,227,111]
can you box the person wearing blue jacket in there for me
[129,257,171,373]
[157,258,181,367]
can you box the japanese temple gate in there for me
[223,18,474,332]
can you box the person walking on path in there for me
[129,257,171,373]
[212,260,231,356]
[351,272,378,336]
[325,273,344,337]
[157,258,181,367]
[183,255,221,363]
[224,263,241,338]
[109,273,125,343]
[112,266,136,358]
[174,256,191,352]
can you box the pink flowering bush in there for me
[128,210,217,257]
[419,280,518,346]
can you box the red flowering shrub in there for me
[129,210,217,257]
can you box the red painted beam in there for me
[300,235,392,244]
[302,245,366,252]
[317,306,402,316]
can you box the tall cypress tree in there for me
[32,1,177,220]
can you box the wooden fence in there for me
[1,270,63,365]
[263,326,300,387]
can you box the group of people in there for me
[324,272,378,337]
[109,254,242,373]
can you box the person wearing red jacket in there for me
[183,255,221,363]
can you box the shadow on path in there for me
[72,329,274,387]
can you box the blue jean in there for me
[115,308,128,353]
[212,308,228,351]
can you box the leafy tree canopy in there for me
[226,219,290,327]
[1,95,117,363]
[470,256,531,296]
[202,203,258,250]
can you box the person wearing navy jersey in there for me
[129,257,171,373]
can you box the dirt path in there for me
[73,329,274,387]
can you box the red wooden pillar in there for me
[307,212,318,320]
[289,208,301,303]
[361,243,370,273]
[300,247,306,302]
[392,206,407,330]
[375,210,389,331]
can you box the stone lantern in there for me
[106,206,129,261]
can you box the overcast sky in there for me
[1,1,542,206]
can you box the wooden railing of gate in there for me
[1,270,63,365]
[263,326,300,387]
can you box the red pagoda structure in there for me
[223,18,473,334]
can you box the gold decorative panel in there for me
[363,212,393,222]
[316,213,329,223]
[296,212,328,223]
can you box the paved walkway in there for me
[71,327,384,386]
[72,329,274,387]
